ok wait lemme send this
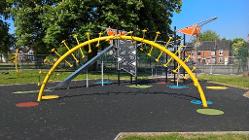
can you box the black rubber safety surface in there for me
[0,80,249,140]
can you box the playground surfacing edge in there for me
[114,131,249,140]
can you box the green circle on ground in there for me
[196,108,224,116]
[127,85,152,89]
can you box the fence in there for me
[0,53,248,75]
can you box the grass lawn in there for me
[120,134,249,140]
[198,74,249,89]
[0,69,141,85]
[1,70,249,89]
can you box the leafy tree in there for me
[232,38,249,71]
[10,0,182,50]
[199,30,220,41]
[0,0,14,61]
[9,0,52,55]
[9,0,182,68]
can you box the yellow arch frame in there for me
[37,35,208,107]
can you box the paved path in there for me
[0,80,248,140]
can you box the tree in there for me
[9,0,182,68]
[0,21,13,55]
[199,30,220,41]
[9,0,52,55]
[10,0,182,50]
[232,38,249,71]
[0,0,14,61]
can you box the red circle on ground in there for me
[157,81,167,85]
[16,101,39,108]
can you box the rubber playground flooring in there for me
[0,80,249,140]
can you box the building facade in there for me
[186,40,232,65]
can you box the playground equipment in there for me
[177,17,218,37]
[12,48,20,73]
[36,28,209,108]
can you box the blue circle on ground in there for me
[96,80,112,85]
[167,84,188,89]
[191,99,213,105]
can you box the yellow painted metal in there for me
[14,48,19,73]
[147,31,161,56]
[155,37,173,62]
[126,31,133,35]
[155,51,163,62]
[96,32,103,48]
[37,35,208,107]
[73,34,85,59]
[206,86,228,90]
[165,37,173,47]
[62,40,79,63]
[85,32,92,53]
[140,29,147,51]
[44,58,54,65]
[51,48,73,67]
[163,45,184,67]
[172,55,191,73]
[42,95,59,100]
[183,66,196,80]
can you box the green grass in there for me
[198,74,249,89]
[0,69,146,85]
[120,134,249,140]
[1,70,249,89]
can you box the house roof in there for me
[187,40,232,51]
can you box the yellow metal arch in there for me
[37,35,208,107]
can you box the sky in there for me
[5,0,249,41]
[172,0,249,41]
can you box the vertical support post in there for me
[183,34,186,83]
[86,69,89,88]
[118,70,120,85]
[38,70,41,86]
[165,53,168,82]
[116,36,121,86]
[130,74,132,84]
[173,26,177,85]
[135,42,138,86]
[176,44,181,87]
[101,60,104,87]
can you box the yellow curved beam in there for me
[37,35,208,107]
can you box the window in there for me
[197,51,201,55]
[211,51,215,56]
[211,58,216,64]
[219,49,223,56]
[219,57,223,63]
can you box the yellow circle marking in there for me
[42,95,59,100]
[206,86,228,90]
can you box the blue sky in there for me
[172,0,249,41]
[5,0,249,41]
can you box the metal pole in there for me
[101,60,104,87]
[173,26,177,85]
[165,54,168,82]
[183,34,186,83]
[116,37,121,86]
[86,69,89,88]
[135,42,138,86]
[118,70,120,85]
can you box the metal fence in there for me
[0,53,248,75]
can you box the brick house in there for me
[186,40,232,65]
